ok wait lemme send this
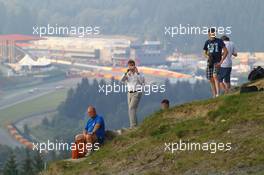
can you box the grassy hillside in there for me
[43,80,264,175]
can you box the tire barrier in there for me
[50,59,193,79]
[67,71,121,80]
[6,124,34,149]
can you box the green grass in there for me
[43,82,264,175]
[0,89,67,127]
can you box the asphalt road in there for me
[0,78,81,110]
[0,78,81,147]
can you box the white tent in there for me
[19,54,36,66]
[35,57,51,66]
[18,55,51,67]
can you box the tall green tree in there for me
[33,151,44,174]
[3,152,18,175]
[23,124,30,136]
[21,149,34,175]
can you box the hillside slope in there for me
[43,80,264,175]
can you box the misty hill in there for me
[0,0,263,52]
[42,79,264,175]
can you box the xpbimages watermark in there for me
[164,24,232,37]
[98,82,166,95]
[32,24,100,37]
[32,140,100,153]
[164,140,232,154]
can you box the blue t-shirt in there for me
[85,115,105,141]
[203,38,225,64]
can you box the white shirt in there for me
[121,71,145,92]
[221,41,237,68]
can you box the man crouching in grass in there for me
[83,105,105,156]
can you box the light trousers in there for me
[127,92,142,128]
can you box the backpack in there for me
[240,85,258,94]
[248,66,264,81]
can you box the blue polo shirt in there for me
[85,115,105,142]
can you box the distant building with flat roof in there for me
[131,40,166,65]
